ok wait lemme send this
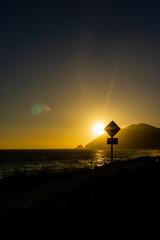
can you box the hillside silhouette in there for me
[85,123,160,149]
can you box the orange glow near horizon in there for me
[0,113,158,149]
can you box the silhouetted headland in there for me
[75,144,84,149]
[85,123,160,149]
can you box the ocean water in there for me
[0,149,160,179]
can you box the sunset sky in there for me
[1,0,160,149]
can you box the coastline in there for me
[0,156,160,238]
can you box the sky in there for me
[0,0,160,149]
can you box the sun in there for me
[93,122,106,136]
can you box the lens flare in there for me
[31,104,42,115]
[41,104,51,112]
[31,104,51,115]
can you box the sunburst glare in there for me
[93,122,106,136]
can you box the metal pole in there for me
[111,137,113,163]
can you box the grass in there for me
[0,156,160,238]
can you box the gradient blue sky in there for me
[0,0,160,148]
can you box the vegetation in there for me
[0,157,160,238]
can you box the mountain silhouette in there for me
[85,123,160,149]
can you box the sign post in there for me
[104,121,120,163]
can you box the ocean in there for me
[0,149,160,179]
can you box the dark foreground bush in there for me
[0,157,160,239]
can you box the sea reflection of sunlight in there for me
[94,150,107,167]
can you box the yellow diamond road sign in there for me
[104,121,120,137]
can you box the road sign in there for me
[104,121,120,163]
[104,120,120,137]
[107,138,118,145]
